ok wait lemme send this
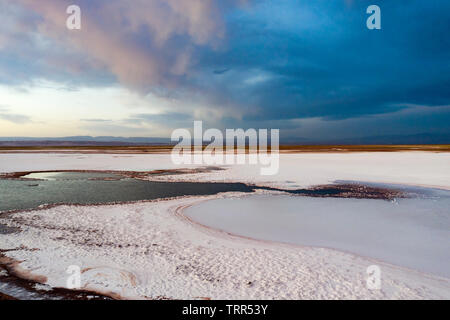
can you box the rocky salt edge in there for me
[0,152,449,299]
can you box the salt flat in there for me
[1,194,449,299]
[1,151,450,189]
[0,152,449,299]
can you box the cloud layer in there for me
[0,0,449,139]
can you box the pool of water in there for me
[22,171,122,181]
[0,172,256,212]
[184,193,450,277]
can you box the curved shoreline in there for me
[174,192,450,282]
[0,252,114,300]
[1,168,449,299]
[0,191,250,300]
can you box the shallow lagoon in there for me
[0,172,256,212]
[185,193,450,277]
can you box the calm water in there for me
[185,192,450,277]
[0,172,256,212]
[1,171,406,213]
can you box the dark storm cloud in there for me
[192,0,450,122]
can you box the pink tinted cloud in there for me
[15,0,235,91]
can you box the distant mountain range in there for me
[0,133,448,146]
[0,136,171,146]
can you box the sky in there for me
[0,0,449,141]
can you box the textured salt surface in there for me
[1,195,449,299]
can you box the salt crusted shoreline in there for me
[0,191,449,300]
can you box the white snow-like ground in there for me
[1,195,450,299]
[1,152,450,299]
[1,151,449,189]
